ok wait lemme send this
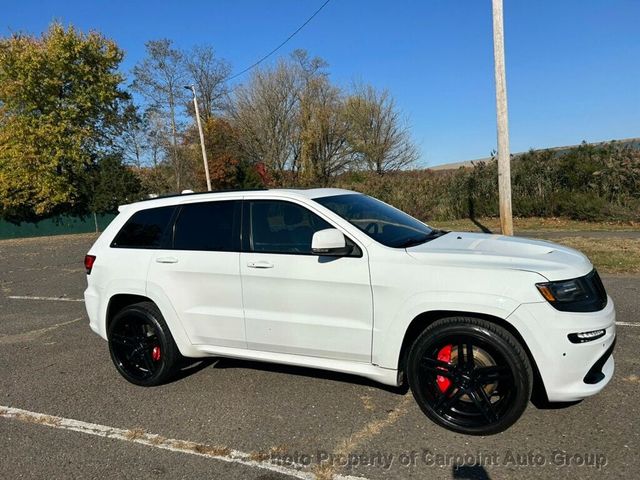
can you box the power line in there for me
[227,0,331,82]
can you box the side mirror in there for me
[311,228,353,256]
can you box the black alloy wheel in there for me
[108,301,180,386]
[407,317,532,435]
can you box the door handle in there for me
[247,261,274,269]
[155,256,179,264]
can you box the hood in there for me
[406,232,592,281]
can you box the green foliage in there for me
[181,117,268,191]
[83,155,143,213]
[236,160,266,189]
[336,142,640,222]
[0,23,130,219]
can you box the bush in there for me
[334,141,640,222]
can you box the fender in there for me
[97,279,203,358]
[372,291,522,369]
[145,280,204,358]
[96,279,147,340]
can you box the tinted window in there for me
[249,201,332,254]
[173,201,239,252]
[111,206,175,249]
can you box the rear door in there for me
[240,198,373,362]
[147,199,245,348]
[107,205,177,298]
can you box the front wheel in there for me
[108,301,181,386]
[407,317,532,435]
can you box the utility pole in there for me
[185,85,212,191]
[492,0,513,235]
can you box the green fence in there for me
[0,213,117,240]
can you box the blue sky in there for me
[3,0,639,166]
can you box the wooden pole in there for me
[492,0,514,235]
[189,85,212,192]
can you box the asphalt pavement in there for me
[0,233,638,480]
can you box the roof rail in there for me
[136,188,268,203]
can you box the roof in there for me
[118,187,357,212]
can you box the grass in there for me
[429,217,640,274]
[431,216,640,233]
[553,237,640,275]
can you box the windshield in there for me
[315,194,441,248]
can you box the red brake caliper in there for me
[436,345,452,392]
[151,346,161,362]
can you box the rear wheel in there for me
[108,301,181,386]
[407,317,532,435]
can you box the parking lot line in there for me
[7,295,84,302]
[0,317,82,344]
[0,405,367,480]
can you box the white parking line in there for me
[7,295,84,302]
[0,406,365,480]
[0,318,82,345]
[616,321,640,327]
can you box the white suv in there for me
[84,188,615,435]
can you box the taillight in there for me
[84,255,96,275]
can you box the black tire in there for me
[407,316,532,435]
[108,301,181,386]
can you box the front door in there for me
[240,199,373,363]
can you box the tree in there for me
[183,117,242,190]
[0,23,130,219]
[298,76,352,185]
[133,39,188,191]
[184,46,231,121]
[119,103,147,168]
[228,50,328,185]
[343,84,418,174]
[83,155,143,213]
[229,61,299,184]
[227,51,417,185]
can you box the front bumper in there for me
[507,296,615,402]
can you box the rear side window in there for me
[173,201,240,252]
[111,206,175,249]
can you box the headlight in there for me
[536,270,607,312]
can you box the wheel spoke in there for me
[456,342,464,366]
[434,386,465,412]
[474,365,512,385]
[468,387,498,423]
[466,343,474,367]
[420,357,455,378]
[143,352,156,372]
[139,322,149,338]
[110,333,132,347]
[136,344,155,372]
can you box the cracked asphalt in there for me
[0,233,639,479]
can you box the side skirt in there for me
[193,344,400,387]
